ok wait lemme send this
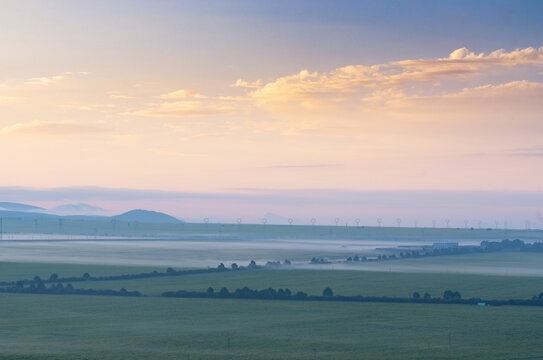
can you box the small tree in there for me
[249,260,257,269]
[412,292,421,299]
[49,273,59,281]
[424,292,431,300]
[82,273,91,280]
[166,267,175,274]
[231,263,238,270]
[284,288,292,296]
[443,290,461,300]
[323,287,334,297]
[217,263,226,271]
[206,287,214,295]
[219,287,229,297]
[284,259,291,265]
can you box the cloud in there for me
[509,152,543,157]
[126,46,543,133]
[25,75,67,85]
[239,46,543,111]
[149,148,204,157]
[381,80,543,117]
[2,186,543,207]
[24,71,88,85]
[110,94,135,99]
[446,80,543,98]
[0,95,16,103]
[507,147,543,157]
[180,132,232,141]
[387,47,543,84]
[0,121,111,136]
[265,164,339,169]
[61,103,116,111]
[466,148,543,158]
[158,89,208,99]
[231,79,261,88]
[130,100,236,118]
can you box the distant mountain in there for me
[0,208,181,224]
[111,209,182,223]
[50,203,106,215]
[0,210,58,220]
[0,202,44,212]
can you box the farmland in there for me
[1,293,543,359]
[1,224,543,359]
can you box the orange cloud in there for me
[130,100,236,117]
[110,94,135,99]
[24,71,88,85]
[0,121,111,136]
[231,79,261,88]
[158,89,208,99]
[240,46,543,111]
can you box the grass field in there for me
[1,293,543,359]
[0,262,156,283]
[68,267,543,300]
[3,252,543,300]
[2,232,543,359]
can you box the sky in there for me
[1,1,543,226]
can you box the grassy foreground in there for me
[2,254,543,360]
[1,293,543,360]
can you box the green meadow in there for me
[1,293,543,360]
[69,266,543,300]
[1,225,543,359]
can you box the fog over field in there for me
[0,238,428,267]
[1,235,542,278]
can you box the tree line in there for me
[0,282,141,297]
[328,239,543,265]
[0,260,273,288]
[481,239,543,253]
[5,280,543,308]
[162,286,543,307]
